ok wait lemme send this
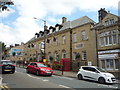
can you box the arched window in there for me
[48,52,51,63]
[55,51,59,61]
[62,50,66,59]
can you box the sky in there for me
[0,0,119,47]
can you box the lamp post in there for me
[34,17,47,61]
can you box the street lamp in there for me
[34,17,47,61]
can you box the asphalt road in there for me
[1,67,120,90]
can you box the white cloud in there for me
[0,23,17,46]
[0,0,119,46]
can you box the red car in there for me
[26,62,54,76]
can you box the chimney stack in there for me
[98,8,108,22]
[62,17,67,24]
[44,25,48,30]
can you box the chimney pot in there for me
[62,17,67,24]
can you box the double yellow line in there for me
[0,85,10,90]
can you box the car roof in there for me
[1,60,11,61]
[30,62,44,64]
[81,66,97,68]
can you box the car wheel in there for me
[98,77,105,84]
[26,68,29,73]
[48,74,52,76]
[36,70,39,76]
[11,71,15,74]
[78,74,83,80]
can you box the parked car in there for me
[77,66,116,84]
[1,60,15,74]
[26,62,54,76]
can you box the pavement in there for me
[16,65,120,84]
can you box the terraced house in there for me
[93,8,120,78]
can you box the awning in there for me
[98,54,118,59]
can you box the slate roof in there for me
[27,16,95,43]
[60,16,96,31]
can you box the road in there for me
[1,67,120,90]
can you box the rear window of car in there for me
[1,61,13,65]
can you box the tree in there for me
[0,42,6,59]
[0,0,14,11]
[0,42,6,52]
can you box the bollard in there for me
[62,65,64,75]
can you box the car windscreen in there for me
[96,67,105,72]
[1,61,13,65]
[37,63,47,67]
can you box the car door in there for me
[82,67,92,79]
[31,63,36,73]
[87,67,99,81]
[29,63,34,73]
[32,63,37,73]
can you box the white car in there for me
[77,66,116,84]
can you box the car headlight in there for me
[40,68,46,71]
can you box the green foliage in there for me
[75,53,80,60]
[49,56,53,61]
[52,64,62,70]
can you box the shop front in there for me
[98,49,120,79]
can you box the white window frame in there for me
[100,59,119,71]
[73,33,77,42]
[48,52,51,63]
[82,51,86,60]
[62,35,66,44]
[82,31,86,40]
[73,52,77,60]
[55,37,58,46]
[99,30,118,47]
[62,50,66,59]
[55,52,59,61]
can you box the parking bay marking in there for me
[97,84,118,89]
[59,84,70,88]
[53,75,73,80]
[27,74,49,82]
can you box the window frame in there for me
[62,35,66,44]
[73,33,77,43]
[82,51,87,60]
[81,30,86,40]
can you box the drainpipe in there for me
[95,29,99,67]
[70,22,72,70]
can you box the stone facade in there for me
[93,8,120,79]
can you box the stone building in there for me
[24,16,98,71]
[93,8,120,78]
[9,43,24,62]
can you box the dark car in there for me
[1,60,15,74]
[26,62,54,76]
